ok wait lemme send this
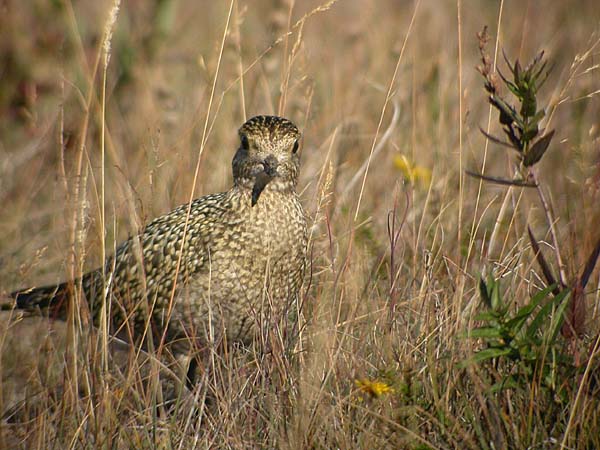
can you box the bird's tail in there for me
[8,282,71,316]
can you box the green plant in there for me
[459,27,600,449]
[463,277,571,394]
[468,27,555,186]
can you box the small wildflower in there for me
[393,154,431,187]
[355,378,395,398]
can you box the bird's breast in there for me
[175,188,307,344]
[208,189,306,291]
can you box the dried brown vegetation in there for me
[1,0,600,448]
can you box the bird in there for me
[9,115,308,360]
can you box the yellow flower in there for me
[355,378,395,398]
[393,154,431,187]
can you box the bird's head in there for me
[232,115,302,206]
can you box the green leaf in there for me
[479,276,491,308]
[526,286,564,339]
[468,327,505,339]
[459,347,513,368]
[529,284,557,307]
[470,347,514,364]
[497,66,520,97]
[477,275,505,314]
[521,125,539,143]
[504,79,521,98]
[521,92,537,118]
[474,311,501,322]
[513,59,522,83]
[524,130,555,167]
[491,96,520,126]
[505,304,538,333]
[547,290,570,344]
[491,277,502,311]
[504,285,554,334]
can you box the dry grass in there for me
[1,0,600,448]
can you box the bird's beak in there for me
[251,156,279,206]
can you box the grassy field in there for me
[1,0,600,448]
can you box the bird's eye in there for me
[292,140,299,153]
[241,134,249,150]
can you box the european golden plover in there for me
[10,115,308,357]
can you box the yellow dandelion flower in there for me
[355,378,395,398]
[412,165,432,186]
[393,155,413,180]
[393,154,431,187]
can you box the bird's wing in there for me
[10,193,231,322]
[91,193,230,315]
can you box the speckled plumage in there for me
[12,115,308,355]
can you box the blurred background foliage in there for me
[1,0,600,448]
